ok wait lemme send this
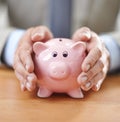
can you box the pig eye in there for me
[62,51,68,57]
[52,51,58,57]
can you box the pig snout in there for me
[48,62,70,80]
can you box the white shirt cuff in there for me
[3,29,25,67]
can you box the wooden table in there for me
[0,68,120,122]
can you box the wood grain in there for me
[0,68,120,122]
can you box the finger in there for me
[14,55,29,82]
[15,28,35,73]
[26,73,37,91]
[77,60,104,85]
[31,26,53,42]
[14,58,37,92]
[14,62,29,81]
[72,27,91,42]
[92,72,105,91]
[80,71,104,91]
[19,48,34,73]
[15,53,37,91]
[14,56,27,91]
[82,47,102,72]
[15,71,37,92]
[81,81,93,91]
[14,71,27,91]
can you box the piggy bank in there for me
[33,38,86,98]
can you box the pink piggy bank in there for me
[33,38,86,98]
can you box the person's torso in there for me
[7,0,120,34]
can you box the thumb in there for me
[31,26,53,42]
[72,27,91,42]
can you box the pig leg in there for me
[67,88,84,98]
[37,86,53,98]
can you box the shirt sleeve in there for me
[100,35,120,72]
[2,29,25,67]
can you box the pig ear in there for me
[33,42,48,56]
[71,42,86,53]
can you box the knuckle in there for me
[87,70,94,78]
[20,49,31,61]
[87,47,102,66]
[87,55,96,66]
[100,71,104,78]
[89,55,96,64]
[95,47,102,57]
[98,60,104,69]
[14,71,22,81]
[95,72,103,82]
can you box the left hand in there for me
[72,27,110,91]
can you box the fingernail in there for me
[27,75,34,82]
[78,76,88,84]
[27,75,36,90]
[25,64,29,71]
[86,64,90,71]
[38,32,44,38]
[27,76,33,86]
[81,76,87,82]
[26,82,32,91]
[85,82,91,88]
[95,84,100,91]
[21,83,25,91]
[83,32,91,39]
[32,32,44,40]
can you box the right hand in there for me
[13,26,53,91]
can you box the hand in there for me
[13,26,53,91]
[72,27,110,91]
